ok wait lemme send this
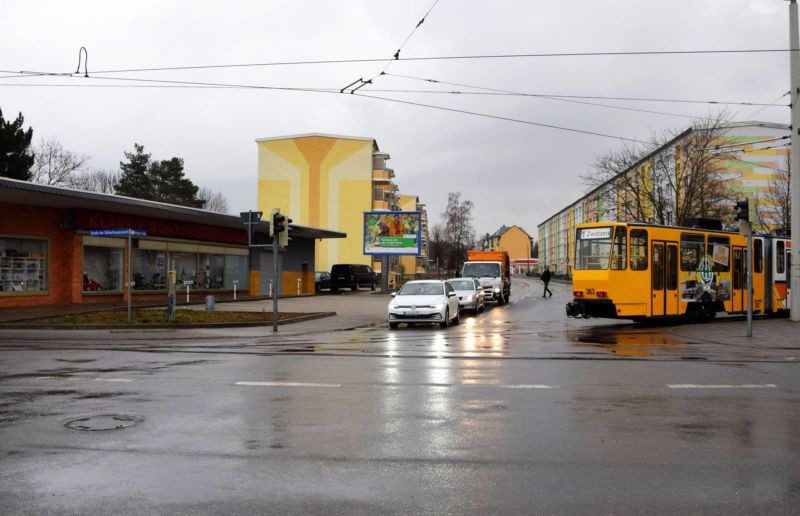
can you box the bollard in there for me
[205,295,215,312]
[297,278,301,295]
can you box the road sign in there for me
[90,229,147,237]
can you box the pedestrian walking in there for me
[541,266,553,298]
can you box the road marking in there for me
[495,384,560,389]
[667,384,777,389]
[37,376,134,383]
[235,381,342,388]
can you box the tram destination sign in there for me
[90,229,148,237]
[580,227,611,239]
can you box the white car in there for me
[446,278,485,314]
[388,280,460,329]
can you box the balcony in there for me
[372,170,392,183]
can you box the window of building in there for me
[173,252,198,287]
[132,249,167,290]
[0,237,47,293]
[131,243,247,291]
[225,254,248,289]
[83,245,123,292]
[199,253,225,289]
[630,229,648,270]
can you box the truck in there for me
[461,250,511,305]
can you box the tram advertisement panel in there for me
[679,240,731,303]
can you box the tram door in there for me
[652,241,679,317]
[732,247,745,313]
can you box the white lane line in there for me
[235,381,342,388]
[37,376,134,383]
[667,384,777,389]
[495,384,560,389]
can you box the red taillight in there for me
[573,291,584,297]
[596,291,608,298]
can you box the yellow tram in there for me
[565,221,791,321]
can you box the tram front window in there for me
[575,227,613,270]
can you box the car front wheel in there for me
[440,308,449,328]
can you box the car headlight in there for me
[463,294,474,302]
[494,287,501,293]
[433,303,446,310]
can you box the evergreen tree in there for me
[150,157,205,208]
[0,108,35,181]
[116,143,153,199]
[116,143,205,208]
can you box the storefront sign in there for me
[76,210,247,245]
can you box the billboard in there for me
[363,211,422,255]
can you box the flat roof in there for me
[0,177,345,240]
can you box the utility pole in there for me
[790,0,800,321]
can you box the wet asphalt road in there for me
[1,281,799,514]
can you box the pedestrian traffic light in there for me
[733,199,749,222]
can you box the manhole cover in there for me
[64,414,143,431]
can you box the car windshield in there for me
[462,262,501,277]
[447,280,475,291]
[399,282,444,296]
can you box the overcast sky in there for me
[1,0,793,238]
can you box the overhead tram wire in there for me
[376,73,718,121]
[380,72,785,107]
[81,48,797,75]
[342,0,441,93]
[351,91,649,144]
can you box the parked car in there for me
[314,271,331,293]
[446,277,485,314]
[387,279,460,329]
[330,264,377,292]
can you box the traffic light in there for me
[272,212,286,235]
[272,212,292,247]
[734,199,749,222]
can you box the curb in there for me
[0,311,336,330]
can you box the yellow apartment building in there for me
[256,133,402,275]
[486,225,532,262]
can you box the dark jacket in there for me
[541,269,551,283]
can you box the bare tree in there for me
[70,169,120,194]
[198,186,230,213]
[31,136,89,186]
[582,112,739,226]
[668,113,740,225]
[427,222,450,278]
[442,192,475,273]
[754,154,791,232]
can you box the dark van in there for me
[330,264,377,292]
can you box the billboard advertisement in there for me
[363,211,422,255]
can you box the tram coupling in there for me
[566,301,589,319]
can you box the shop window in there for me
[173,252,198,287]
[83,246,123,292]
[0,237,47,293]
[199,253,225,289]
[132,249,167,290]
[225,255,248,290]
